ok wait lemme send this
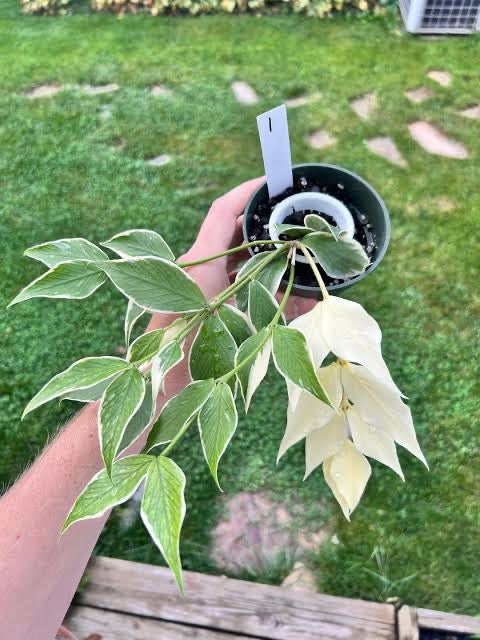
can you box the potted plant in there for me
[8,176,427,592]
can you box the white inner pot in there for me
[268,192,355,264]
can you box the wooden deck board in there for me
[76,556,396,640]
[417,607,480,634]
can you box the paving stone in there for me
[147,154,171,166]
[285,92,322,108]
[26,84,62,99]
[405,86,434,103]
[458,104,480,120]
[306,130,336,150]
[281,561,318,592]
[427,70,452,87]
[365,136,408,168]
[99,105,112,120]
[435,196,455,212]
[231,81,258,105]
[409,121,468,159]
[151,84,172,97]
[82,83,119,95]
[350,91,377,120]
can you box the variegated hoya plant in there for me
[9,215,427,592]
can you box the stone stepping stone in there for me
[427,70,452,87]
[306,130,336,150]
[350,91,377,120]
[231,81,258,105]
[409,121,468,159]
[458,104,480,120]
[82,83,119,95]
[98,105,112,120]
[436,196,454,212]
[151,84,172,97]
[365,136,408,168]
[147,154,171,167]
[285,92,322,108]
[405,86,434,104]
[281,561,318,592]
[26,84,62,99]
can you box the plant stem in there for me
[298,242,329,300]
[160,415,196,457]
[177,240,288,268]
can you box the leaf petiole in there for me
[177,239,289,268]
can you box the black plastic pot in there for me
[242,163,390,297]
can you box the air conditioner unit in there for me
[400,0,480,33]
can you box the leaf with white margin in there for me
[62,454,153,533]
[151,341,184,411]
[217,304,253,346]
[189,315,237,392]
[141,456,186,593]
[98,257,206,313]
[24,238,108,268]
[304,213,341,239]
[323,439,371,520]
[302,232,369,279]
[9,260,106,307]
[198,381,238,490]
[127,328,165,366]
[146,379,215,451]
[273,223,313,238]
[23,356,131,417]
[278,363,342,461]
[61,375,121,403]
[347,406,404,480]
[248,280,284,331]
[305,413,348,479]
[235,252,288,312]
[100,367,146,475]
[119,383,154,453]
[245,336,272,412]
[125,299,145,346]
[234,328,269,406]
[102,229,175,261]
[341,362,428,467]
[272,325,332,407]
[321,296,404,396]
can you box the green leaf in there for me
[302,232,369,279]
[235,252,288,312]
[98,257,206,313]
[146,379,215,451]
[189,315,237,391]
[151,341,184,404]
[125,299,146,346]
[198,382,238,490]
[119,383,154,453]
[141,457,186,593]
[217,304,253,346]
[102,229,175,261]
[100,367,146,475]
[23,356,131,417]
[273,223,313,238]
[272,325,332,407]
[61,376,120,403]
[235,328,269,403]
[303,214,341,239]
[127,328,165,366]
[62,455,153,533]
[9,260,106,307]
[24,238,108,268]
[248,280,284,331]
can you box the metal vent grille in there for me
[400,0,480,32]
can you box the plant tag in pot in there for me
[257,104,293,198]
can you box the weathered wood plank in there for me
[66,605,253,640]
[397,606,419,640]
[417,607,480,634]
[77,556,396,640]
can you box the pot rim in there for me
[242,162,391,293]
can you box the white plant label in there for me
[257,104,293,198]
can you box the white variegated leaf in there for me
[125,299,146,346]
[101,229,175,261]
[246,337,272,412]
[304,413,348,479]
[24,238,108,268]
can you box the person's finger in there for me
[189,177,264,259]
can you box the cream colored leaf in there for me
[304,413,348,479]
[347,407,404,480]
[321,296,404,397]
[278,363,342,461]
[245,337,272,411]
[342,363,428,468]
[324,440,371,520]
[289,302,330,370]
[323,457,350,521]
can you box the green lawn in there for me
[1,2,479,615]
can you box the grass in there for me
[1,1,479,615]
